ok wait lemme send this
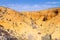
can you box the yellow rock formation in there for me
[0,6,60,40]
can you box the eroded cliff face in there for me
[0,6,60,40]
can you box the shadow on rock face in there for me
[42,34,52,40]
[0,28,18,40]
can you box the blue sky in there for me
[0,0,60,11]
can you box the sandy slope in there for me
[0,6,60,40]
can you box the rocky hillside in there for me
[0,6,60,40]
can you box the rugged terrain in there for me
[0,6,60,40]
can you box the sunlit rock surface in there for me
[0,6,60,40]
